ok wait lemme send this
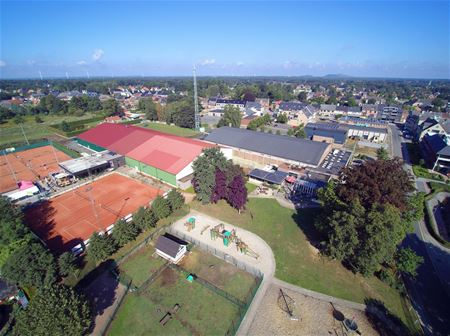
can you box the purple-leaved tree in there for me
[227,174,247,213]
[211,169,227,203]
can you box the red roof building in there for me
[77,123,214,186]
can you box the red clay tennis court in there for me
[0,145,71,193]
[25,173,162,253]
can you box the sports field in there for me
[25,173,161,253]
[0,145,71,193]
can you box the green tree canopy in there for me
[132,207,157,231]
[2,243,57,288]
[376,147,389,160]
[167,189,185,211]
[14,284,91,336]
[112,219,139,247]
[87,232,116,263]
[276,113,288,124]
[58,252,78,277]
[217,105,242,128]
[395,247,424,277]
[139,98,158,121]
[151,196,172,220]
[192,147,229,203]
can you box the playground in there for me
[248,284,378,336]
[0,144,71,193]
[25,173,161,253]
[109,242,258,335]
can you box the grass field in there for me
[118,246,166,287]
[190,198,417,332]
[179,249,256,301]
[0,113,100,147]
[109,251,253,335]
[142,122,200,137]
[246,182,258,194]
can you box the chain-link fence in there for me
[166,227,264,279]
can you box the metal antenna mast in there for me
[193,66,200,131]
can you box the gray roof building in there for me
[204,126,330,167]
[155,234,187,259]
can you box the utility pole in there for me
[3,151,18,184]
[19,123,29,145]
[193,66,200,131]
[50,140,60,164]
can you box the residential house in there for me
[416,118,447,141]
[361,104,378,118]
[376,105,403,123]
[245,101,263,116]
[215,99,246,110]
[318,104,337,118]
[421,134,450,173]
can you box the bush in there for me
[132,207,157,231]
[376,268,403,292]
[151,196,172,220]
[167,189,185,211]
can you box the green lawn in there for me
[191,198,417,332]
[246,182,258,194]
[412,165,445,181]
[118,246,166,287]
[0,113,99,147]
[108,267,240,336]
[180,249,256,301]
[142,122,200,137]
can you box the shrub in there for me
[87,232,116,263]
[58,252,78,277]
[112,219,139,247]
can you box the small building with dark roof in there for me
[155,233,188,264]
[204,126,331,169]
[305,123,348,144]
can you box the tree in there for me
[192,147,229,203]
[167,189,185,211]
[87,232,116,263]
[297,92,307,102]
[227,174,247,212]
[151,196,171,220]
[132,207,157,231]
[211,169,227,203]
[58,252,78,277]
[337,159,413,211]
[112,219,139,247]
[288,124,306,138]
[217,105,241,128]
[376,147,389,160]
[166,97,195,128]
[139,98,158,121]
[2,243,57,288]
[395,248,423,277]
[102,98,121,116]
[276,113,288,124]
[0,196,30,248]
[14,284,91,336]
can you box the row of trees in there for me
[192,148,247,212]
[87,190,185,263]
[315,158,424,278]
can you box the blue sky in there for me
[1,1,449,79]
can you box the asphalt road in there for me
[390,123,450,335]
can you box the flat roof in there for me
[249,169,288,185]
[204,127,330,166]
[78,123,214,175]
[59,151,121,174]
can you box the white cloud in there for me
[92,49,104,61]
[0,60,6,67]
[77,60,88,65]
[27,60,36,66]
[283,60,298,69]
[199,58,216,66]
[236,61,244,67]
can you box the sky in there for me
[0,1,449,79]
